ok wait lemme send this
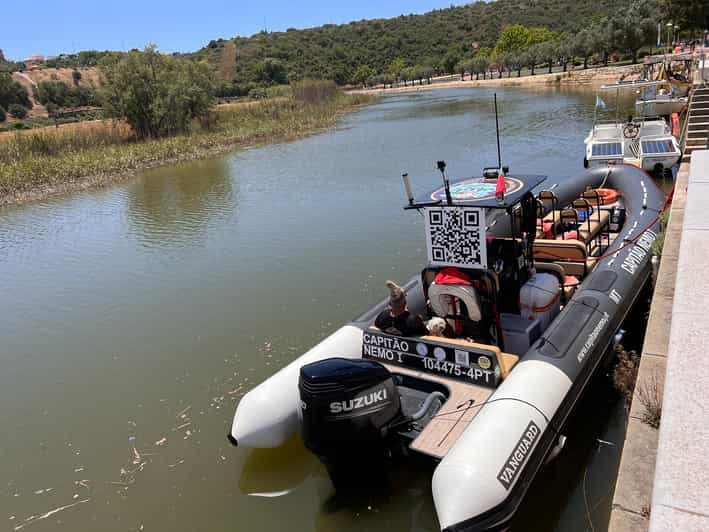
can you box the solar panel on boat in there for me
[591,142,622,157]
[641,140,675,154]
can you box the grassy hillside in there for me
[191,0,616,87]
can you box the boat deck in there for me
[382,352,517,459]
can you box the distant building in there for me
[23,54,45,69]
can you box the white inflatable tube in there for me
[230,325,364,448]
[432,360,572,529]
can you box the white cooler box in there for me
[501,313,541,356]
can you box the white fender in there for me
[432,360,572,529]
[230,325,364,448]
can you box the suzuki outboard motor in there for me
[298,357,402,488]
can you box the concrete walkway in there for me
[608,163,686,532]
[649,150,709,531]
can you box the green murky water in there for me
[0,87,648,532]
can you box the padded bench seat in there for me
[577,210,610,242]
[533,238,596,278]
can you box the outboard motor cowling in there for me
[298,358,401,487]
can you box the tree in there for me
[661,0,709,31]
[99,45,216,139]
[527,27,558,47]
[491,51,508,78]
[400,67,411,86]
[250,58,288,85]
[613,0,657,64]
[36,81,70,106]
[0,106,5,122]
[506,51,524,77]
[537,40,558,74]
[470,58,480,80]
[442,48,462,74]
[408,66,422,85]
[0,73,32,110]
[523,44,542,75]
[474,48,491,79]
[420,65,434,84]
[573,28,596,69]
[8,103,27,119]
[352,64,375,87]
[494,24,531,57]
[596,17,617,66]
[556,38,574,72]
[72,69,82,86]
[36,80,98,108]
[387,57,406,84]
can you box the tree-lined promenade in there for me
[357,0,695,89]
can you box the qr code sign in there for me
[425,206,487,269]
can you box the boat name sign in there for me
[362,330,500,387]
[621,229,656,275]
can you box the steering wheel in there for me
[622,123,640,139]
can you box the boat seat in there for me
[533,239,596,278]
[572,199,611,243]
[580,189,612,240]
[429,283,482,322]
[424,269,500,297]
[538,190,560,226]
[578,211,611,242]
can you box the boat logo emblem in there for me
[430,177,524,202]
[477,355,491,370]
[433,347,446,361]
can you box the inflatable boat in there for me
[228,163,665,531]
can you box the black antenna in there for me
[494,93,502,169]
[437,160,452,205]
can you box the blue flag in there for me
[595,96,608,110]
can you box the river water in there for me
[0,87,643,532]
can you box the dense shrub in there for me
[247,87,267,99]
[43,50,113,69]
[36,81,98,108]
[249,58,288,85]
[0,106,5,122]
[8,103,28,119]
[99,45,216,138]
[0,73,32,110]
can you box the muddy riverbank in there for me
[0,95,373,207]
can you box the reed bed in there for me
[0,91,374,203]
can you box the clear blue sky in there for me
[3,0,472,60]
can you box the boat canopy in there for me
[415,174,547,209]
[599,79,668,90]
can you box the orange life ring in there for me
[595,188,618,206]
